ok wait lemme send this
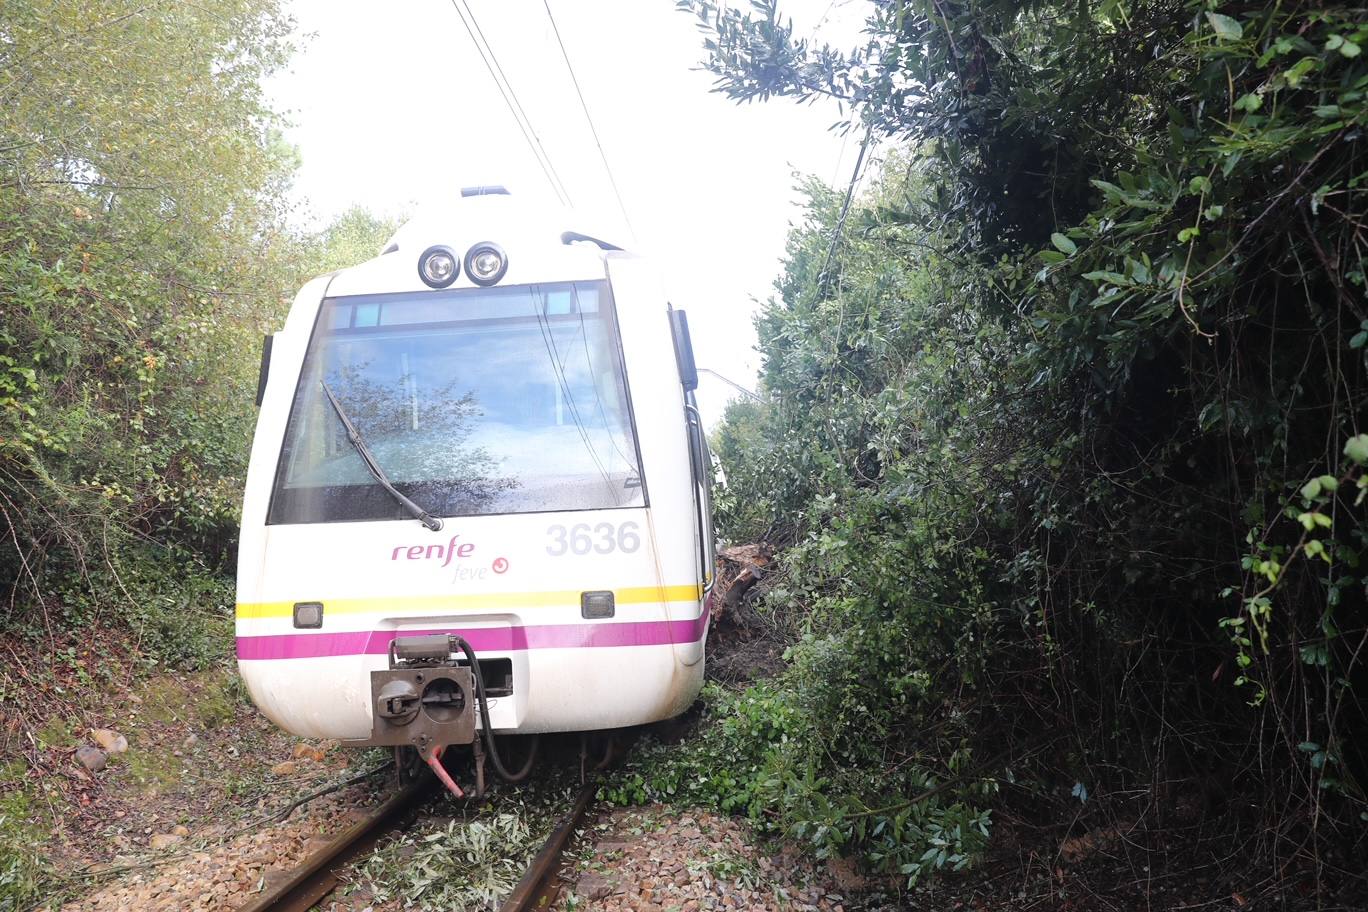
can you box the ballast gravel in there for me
[556,806,882,912]
[47,782,374,912]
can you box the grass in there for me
[135,671,240,729]
[34,717,75,752]
[123,747,185,795]
[0,781,48,911]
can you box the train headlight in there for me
[464,242,508,286]
[418,245,459,288]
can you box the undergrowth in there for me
[0,789,44,912]
[669,0,1368,901]
[603,684,994,884]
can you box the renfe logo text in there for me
[391,534,475,568]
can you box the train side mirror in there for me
[255,334,274,407]
[668,308,698,393]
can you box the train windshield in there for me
[267,281,645,523]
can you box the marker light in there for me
[464,242,508,286]
[292,601,323,629]
[581,590,615,619]
[418,245,459,288]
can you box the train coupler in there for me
[367,636,476,755]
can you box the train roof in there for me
[322,187,631,300]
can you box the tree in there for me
[0,0,306,634]
[677,0,1368,889]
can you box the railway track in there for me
[237,772,598,912]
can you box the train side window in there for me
[685,399,715,591]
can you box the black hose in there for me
[498,732,540,782]
[449,636,538,782]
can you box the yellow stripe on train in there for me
[235,583,705,621]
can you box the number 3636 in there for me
[545,521,641,556]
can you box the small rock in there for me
[172,825,189,837]
[576,872,618,901]
[271,760,298,776]
[75,745,107,772]
[183,732,199,748]
[149,833,184,851]
[90,728,128,754]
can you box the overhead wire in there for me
[446,0,574,207]
[817,123,876,392]
[455,0,575,206]
[541,0,637,240]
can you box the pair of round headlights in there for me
[418,242,508,289]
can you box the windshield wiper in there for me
[320,380,443,532]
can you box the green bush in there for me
[674,0,1368,885]
[0,4,393,654]
[0,1,306,630]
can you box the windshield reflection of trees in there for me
[328,362,518,512]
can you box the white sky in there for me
[267,0,871,423]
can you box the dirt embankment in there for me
[0,632,391,911]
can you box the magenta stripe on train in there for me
[236,612,710,660]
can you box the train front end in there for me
[235,192,712,784]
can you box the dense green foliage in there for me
[0,4,310,906]
[0,7,402,660]
[0,0,306,641]
[663,0,1368,889]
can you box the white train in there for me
[235,188,713,794]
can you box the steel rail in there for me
[236,775,434,912]
[236,759,597,912]
[498,780,597,912]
